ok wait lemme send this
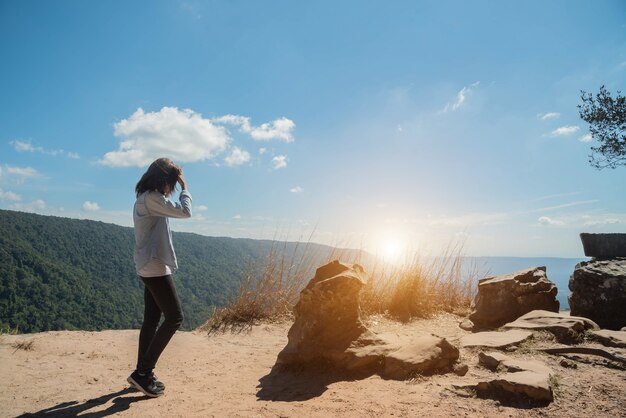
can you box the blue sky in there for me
[1,0,625,257]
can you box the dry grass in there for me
[198,239,318,335]
[0,324,19,343]
[11,339,34,352]
[199,239,482,334]
[361,241,481,321]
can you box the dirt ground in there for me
[1,313,625,418]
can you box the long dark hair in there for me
[135,158,181,197]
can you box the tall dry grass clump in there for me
[360,242,480,321]
[200,238,481,333]
[198,240,316,334]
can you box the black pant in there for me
[136,275,184,374]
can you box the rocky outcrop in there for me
[277,260,459,378]
[569,258,626,330]
[504,310,598,343]
[468,267,559,330]
[580,233,626,258]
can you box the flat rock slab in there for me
[378,335,460,379]
[460,330,533,348]
[474,351,553,402]
[479,351,552,375]
[504,310,598,343]
[588,329,626,349]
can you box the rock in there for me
[588,329,626,349]
[622,327,626,332]
[558,357,577,369]
[277,260,374,366]
[569,258,626,330]
[475,351,553,402]
[380,336,460,379]
[468,267,559,330]
[461,330,533,349]
[504,310,598,343]
[479,351,552,375]
[475,371,553,402]
[453,363,469,376]
[580,233,626,258]
[277,260,460,378]
[459,318,474,331]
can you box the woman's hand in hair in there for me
[178,173,187,191]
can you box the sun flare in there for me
[379,236,410,265]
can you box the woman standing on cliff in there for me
[128,157,192,397]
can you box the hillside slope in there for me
[0,209,339,332]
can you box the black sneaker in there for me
[150,372,165,390]
[127,370,164,397]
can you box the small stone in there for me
[459,319,474,331]
[453,363,469,376]
[558,357,577,369]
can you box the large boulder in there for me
[468,267,559,330]
[277,260,459,377]
[569,258,626,330]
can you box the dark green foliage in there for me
[0,209,340,333]
[579,85,626,169]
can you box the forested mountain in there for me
[0,209,341,333]
[0,209,585,333]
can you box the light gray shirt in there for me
[133,190,192,274]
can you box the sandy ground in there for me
[1,314,625,418]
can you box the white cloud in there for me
[537,112,560,120]
[224,147,251,167]
[0,189,21,201]
[213,115,295,142]
[101,107,230,167]
[442,81,480,112]
[538,216,564,226]
[196,205,208,212]
[549,125,580,136]
[584,218,620,226]
[233,214,242,219]
[82,201,100,211]
[259,148,267,155]
[11,140,36,152]
[290,186,304,193]
[271,155,288,170]
[533,199,597,212]
[578,133,593,142]
[11,199,46,213]
[5,165,39,178]
[10,139,80,159]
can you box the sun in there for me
[380,237,408,264]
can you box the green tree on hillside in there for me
[578,85,626,169]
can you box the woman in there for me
[128,157,192,397]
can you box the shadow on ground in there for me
[16,387,153,417]
[257,363,376,401]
